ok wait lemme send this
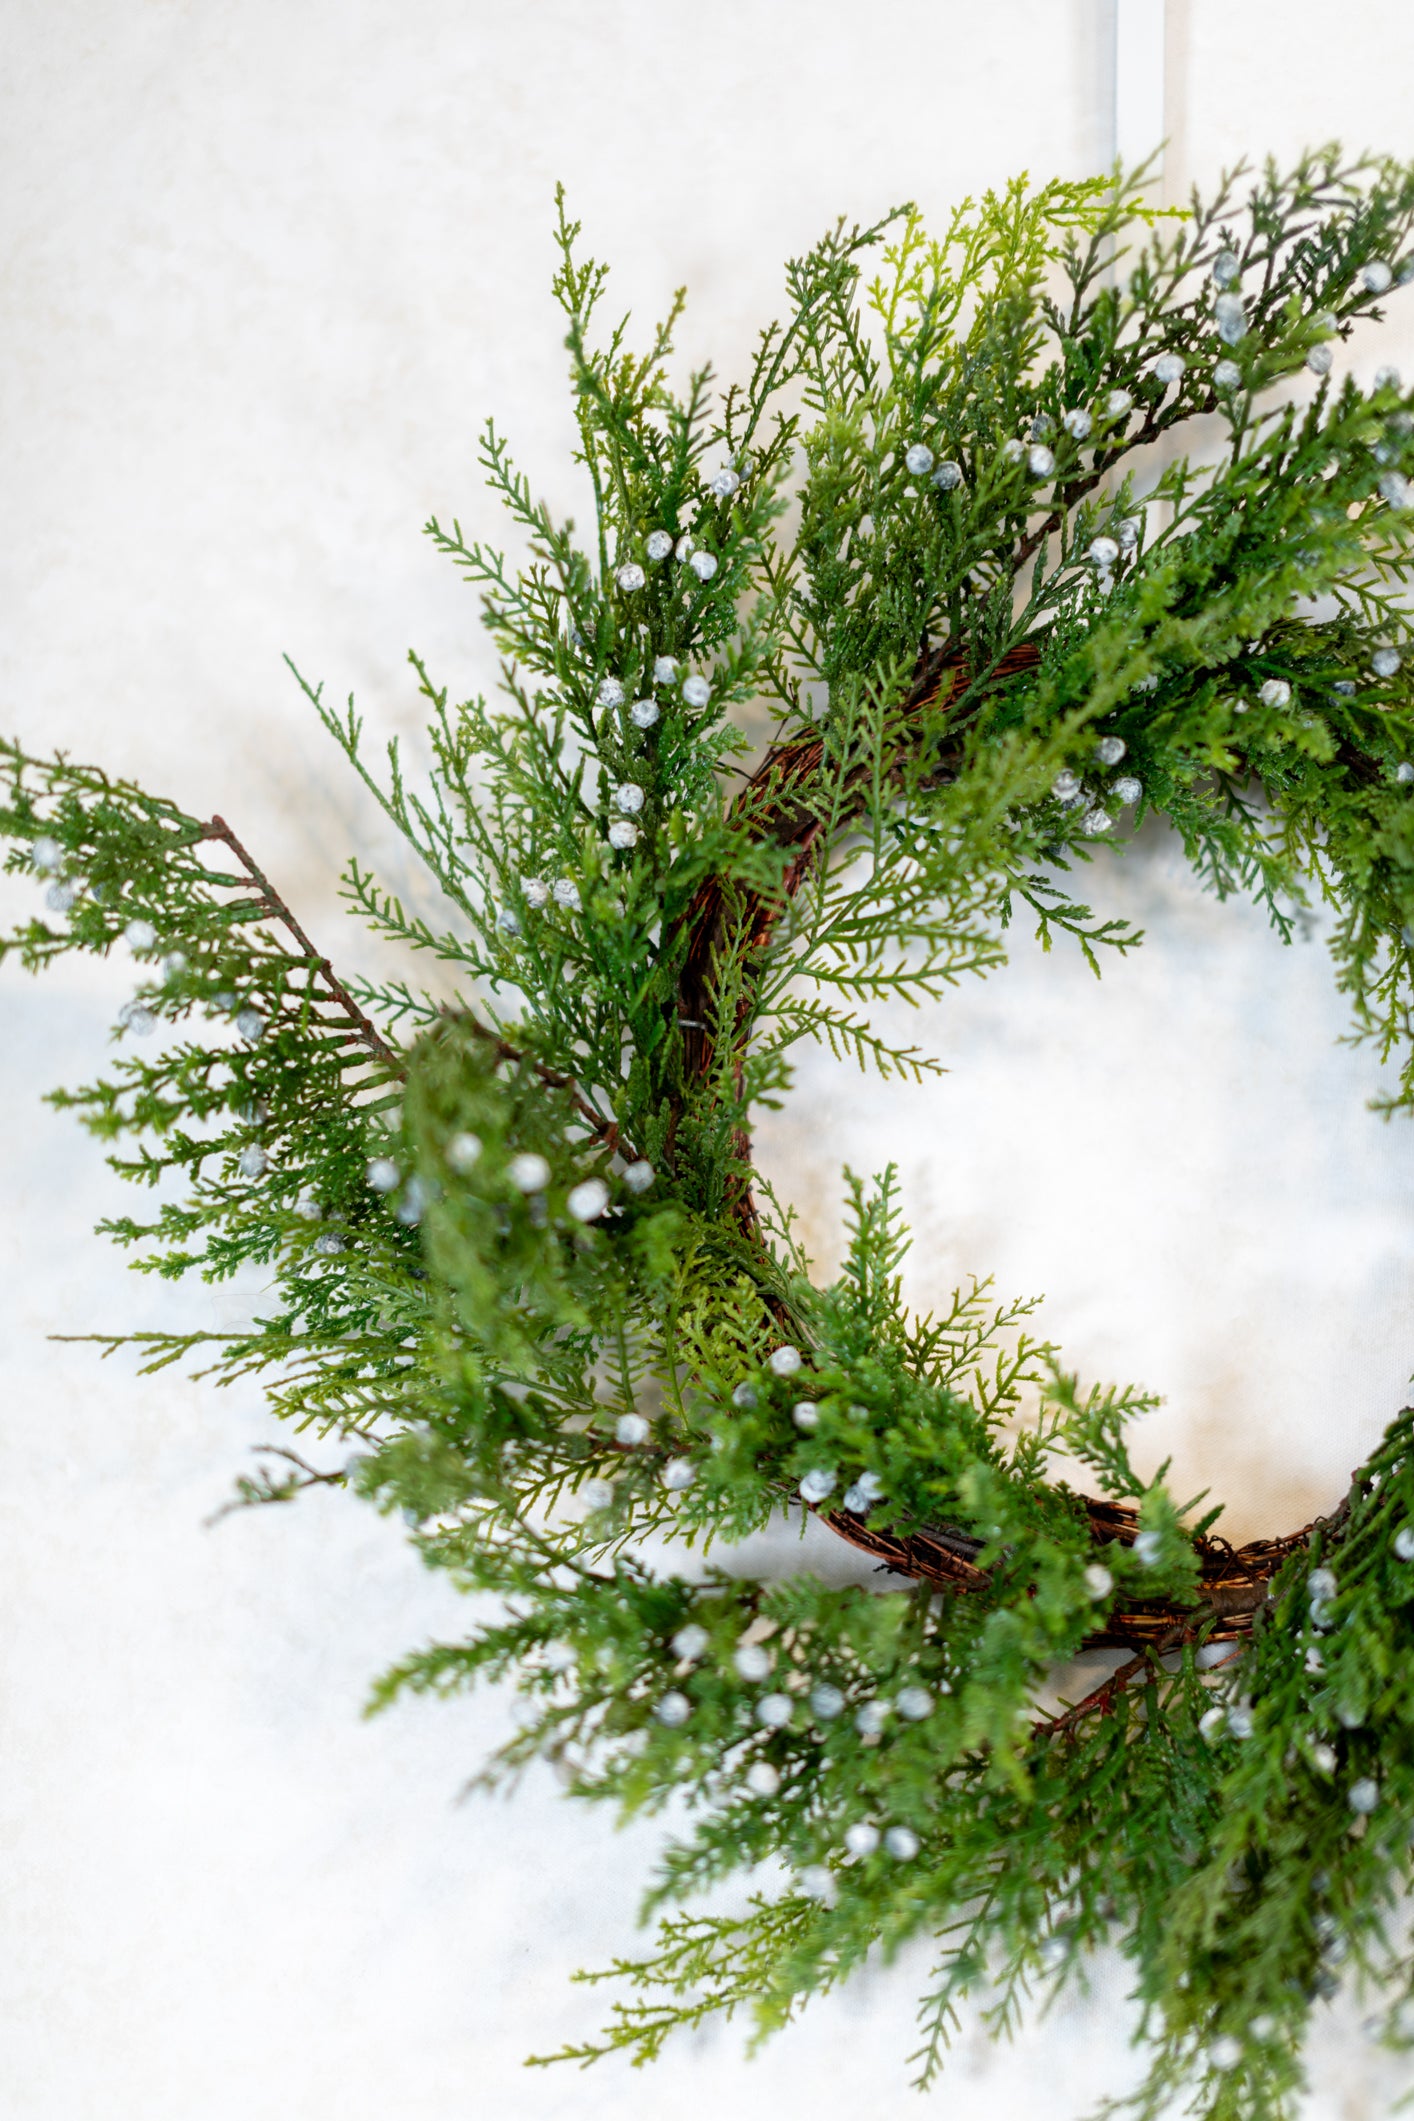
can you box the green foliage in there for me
[8,147,1414,2118]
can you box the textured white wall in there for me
[4,4,1414,2115]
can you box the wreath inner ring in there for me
[677,636,1330,1663]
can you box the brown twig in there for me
[202,815,639,1163]
[200,814,403,1073]
[436,1006,635,1161]
[204,1442,346,1527]
[1037,1625,1187,1742]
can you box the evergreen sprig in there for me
[8,149,1414,2118]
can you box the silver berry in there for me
[1153,352,1186,385]
[521,876,550,908]
[237,1145,268,1179]
[446,1132,482,1174]
[607,821,638,851]
[124,918,157,952]
[597,677,625,709]
[1259,678,1292,708]
[932,459,963,491]
[236,1008,265,1041]
[734,1642,771,1681]
[1111,775,1142,807]
[904,443,935,476]
[1094,735,1126,765]
[551,877,581,910]
[1215,293,1247,345]
[1306,344,1334,376]
[1062,407,1092,440]
[1212,249,1241,287]
[30,835,63,873]
[653,656,679,683]
[1105,388,1133,418]
[1361,260,1393,295]
[613,783,645,814]
[792,1401,819,1430]
[645,530,673,561]
[798,1467,836,1504]
[509,1152,551,1192]
[883,1825,919,1859]
[615,562,646,592]
[769,1344,802,1377]
[682,674,711,708]
[629,698,660,728]
[567,1177,610,1222]
[1373,647,1402,677]
[621,1159,654,1193]
[1214,358,1243,390]
[671,1622,708,1660]
[1027,444,1056,478]
[367,1158,400,1192]
[616,1413,650,1446]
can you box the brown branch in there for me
[203,1443,346,1527]
[1036,1626,1186,1743]
[435,1006,635,1161]
[807,1491,1315,1657]
[200,814,403,1074]
[202,816,639,1163]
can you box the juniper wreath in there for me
[11,147,1414,2119]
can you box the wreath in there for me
[8,150,1414,2119]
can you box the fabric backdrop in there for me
[4,5,1414,2114]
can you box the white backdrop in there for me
[5,4,1414,2115]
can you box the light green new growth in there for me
[7,150,1414,2121]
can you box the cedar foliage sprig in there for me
[7,149,1414,2118]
